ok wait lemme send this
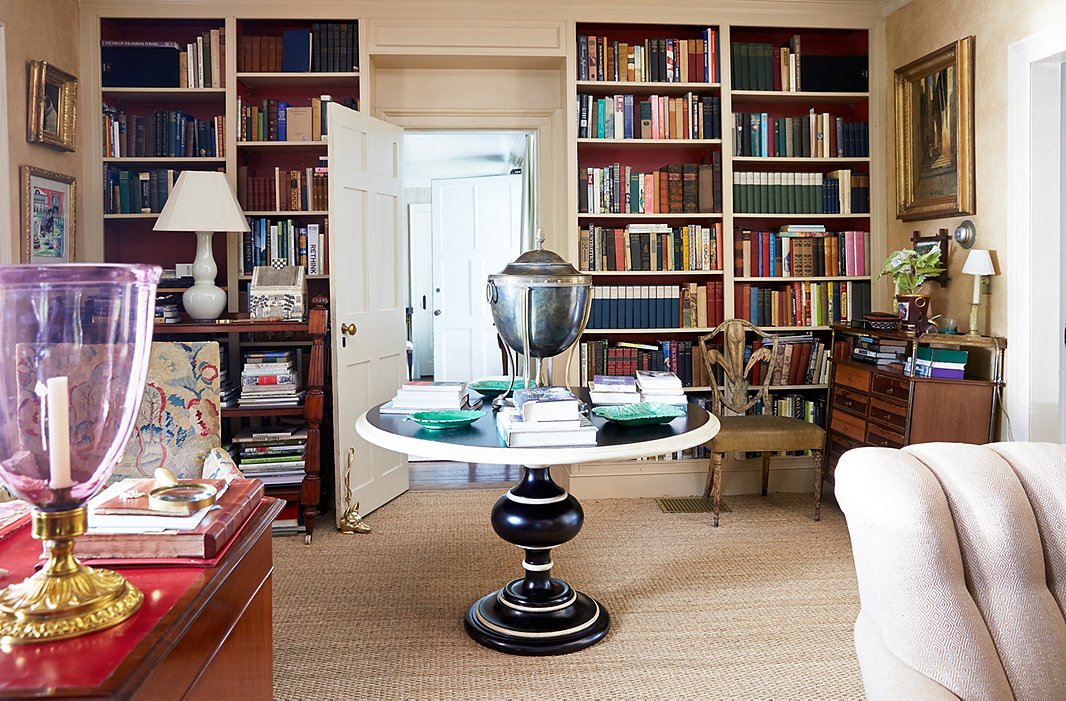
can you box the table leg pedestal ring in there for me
[463,465,610,655]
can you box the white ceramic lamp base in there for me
[182,230,227,320]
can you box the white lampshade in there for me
[153,171,250,233]
[961,249,996,277]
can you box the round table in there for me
[356,400,719,656]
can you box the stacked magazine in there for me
[239,349,305,407]
[496,386,597,447]
[635,370,687,406]
[232,425,308,486]
[588,375,641,405]
[379,380,481,414]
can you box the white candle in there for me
[971,274,982,305]
[46,376,72,490]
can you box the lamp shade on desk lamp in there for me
[153,171,250,320]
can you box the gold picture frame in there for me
[894,37,975,221]
[27,60,78,152]
[21,166,77,263]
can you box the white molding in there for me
[0,25,11,263]
[881,0,913,16]
[1006,26,1066,441]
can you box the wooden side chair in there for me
[697,319,826,526]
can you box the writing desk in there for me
[357,401,719,655]
[0,498,282,699]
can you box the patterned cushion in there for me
[202,447,243,482]
[113,341,222,480]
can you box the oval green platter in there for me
[467,378,533,399]
[591,402,686,427]
[404,409,485,430]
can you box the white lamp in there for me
[961,248,996,336]
[153,171,250,320]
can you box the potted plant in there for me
[879,248,945,331]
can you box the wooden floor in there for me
[409,460,521,491]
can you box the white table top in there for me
[356,402,720,467]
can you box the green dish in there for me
[467,378,533,399]
[404,410,485,430]
[591,402,686,427]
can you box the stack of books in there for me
[379,380,480,414]
[588,375,641,405]
[232,425,308,486]
[154,293,181,323]
[906,346,968,379]
[497,386,597,448]
[851,335,907,369]
[239,349,305,407]
[271,501,305,536]
[636,370,687,405]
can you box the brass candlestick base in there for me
[967,302,981,337]
[0,507,142,644]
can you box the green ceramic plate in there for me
[467,378,533,399]
[591,402,686,427]
[404,409,485,430]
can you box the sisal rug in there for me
[272,490,865,700]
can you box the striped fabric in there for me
[837,443,1066,700]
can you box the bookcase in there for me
[571,22,876,481]
[92,13,365,533]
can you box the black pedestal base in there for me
[464,581,610,656]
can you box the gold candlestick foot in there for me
[0,507,142,644]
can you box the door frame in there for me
[1007,27,1066,441]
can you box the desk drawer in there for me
[872,374,909,402]
[866,422,905,449]
[835,363,872,392]
[868,396,908,433]
[830,409,866,442]
[832,386,869,418]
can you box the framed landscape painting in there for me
[894,36,975,221]
[21,166,76,263]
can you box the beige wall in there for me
[0,0,82,263]
[885,0,1066,337]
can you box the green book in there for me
[916,346,969,364]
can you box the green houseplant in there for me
[879,248,945,331]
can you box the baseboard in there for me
[556,455,820,499]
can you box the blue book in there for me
[282,29,312,72]
[623,95,634,139]
[277,102,289,141]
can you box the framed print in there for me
[21,166,77,263]
[910,228,950,287]
[894,37,975,221]
[27,60,78,152]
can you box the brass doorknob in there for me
[341,323,357,336]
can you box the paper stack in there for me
[636,370,687,406]
[379,380,481,414]
[497,386,597,447]
[239,349,305,407]
[232,425,308,486]
[588,375,641,405]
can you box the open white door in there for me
[328,103,409,523]
[431,173,522,381]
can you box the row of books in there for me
[240,218,328,276]
[577,30,721,84]
[731,37,868,93]
[745,336,832,387]
[497,386,596,448]
[577,93,722,141]
[154,293,181,324]
[579,223,724,273]
[379,380,481,414]
[734,227,871,278]
[588,371,688,406]
[588,282,726,330]
[580,338,705,389]
[238,23,359,73]
[906,346,969,380]
[239,350,305,408]
[732,170,871,214]
[103,166,181,215]
[232,425,308,487]
[101,107,224,159]
[237,163,328,212]
[579,155,723,215]
[851,335,909,369]
[733,111,869,158]
[102,30,226,89]
[735,280,872,327]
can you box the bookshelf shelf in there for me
[579,212,723,220]
[236,71,359,88]
[732,156,871,164]
[104,213,160,220]
[236,140,328,149]
[243,209,328,216]
[589,270,724,277]
[102,87,227,102]
[103,157,225,164]
[577,80,722,94]
[730,90,868,104]
[733,212,871,219]
[735,275,871,283]
[577,138,721,147]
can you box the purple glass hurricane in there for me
[0,264,160,510]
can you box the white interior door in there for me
[328,103,409,522]
[407,203,434,379]
[431,173,522,381]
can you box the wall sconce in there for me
[953,220,977,249]
[961,248,996,336]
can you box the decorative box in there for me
[249,265,306,321]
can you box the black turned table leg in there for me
[464,465,610,655]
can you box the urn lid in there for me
[487,231,590,287]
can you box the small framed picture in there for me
[910,228,950,287]
[27,60,78,152]
[21,166,77,263]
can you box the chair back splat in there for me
[698,319,778,414]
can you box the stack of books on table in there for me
[154,293,181,324]
[239,349,305,407]
[905,346,968,379]
[232,425,308,487]
[271,500,305,536]
[588,375,641,405]
[379,380,482,414]
[497,386,597,448]
[636,370,687,406]
[80,477,265,559]
[851,335,908,369]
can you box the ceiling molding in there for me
[882,0,914,16]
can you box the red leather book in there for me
[76,479,264,559]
